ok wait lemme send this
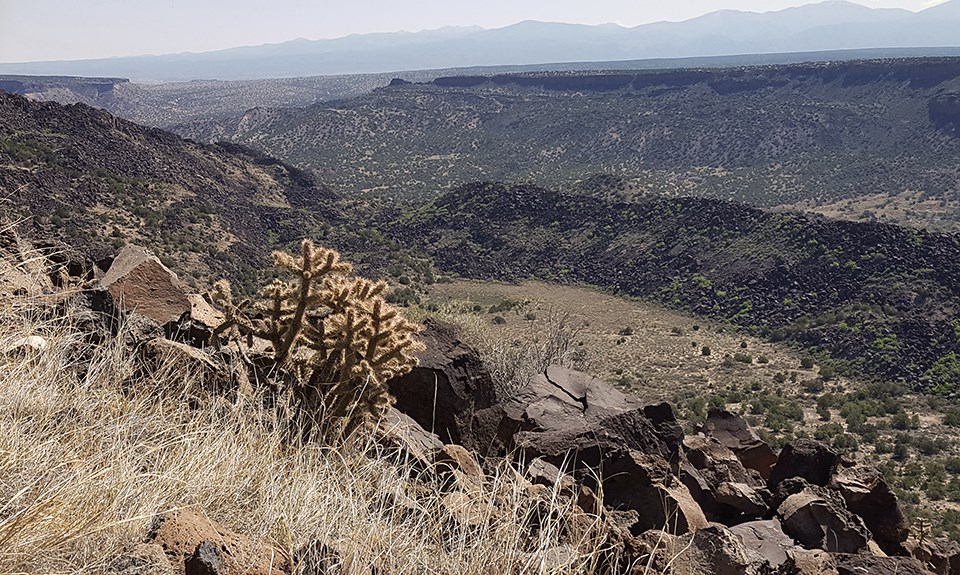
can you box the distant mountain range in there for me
[2,1,960,81]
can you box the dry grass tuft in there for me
[0,293,608,574]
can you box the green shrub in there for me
[814,422,844,440]
[891,412,911,430]
[832,434,859,450]
[734,353,752,364]
[800,357,815,369]
[804,379,825,393]
[893,443,910,460]
[945,408,960,427]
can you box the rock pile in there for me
[22,244,960,574]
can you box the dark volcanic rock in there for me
[184,541,221,575]
[768,439,840,489]
[388,320,498,452]
[642,524,772,575]
[777,483,870,554]
[833,553,937,575]
[602,451,708,535]
[702,409,777,480]
[512,404,682,471]
[728,519,794,570]
[831,464,909,555]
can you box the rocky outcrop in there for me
[776,482,871,554]
[640,525,772,575]
[831,464,909,555]
[769,439,840,489]
[681,434,768,522]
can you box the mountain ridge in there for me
[3,1,959,80]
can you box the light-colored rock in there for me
[146,508,286,575]
[785,548,839,575]
[4,335,48,354]
[377,408,444,469]
[729,519,794,569]
[186,294,225,330]
[100,245,191,324]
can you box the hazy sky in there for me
[0,0,949,63]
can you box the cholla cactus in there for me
[211,239,424,438]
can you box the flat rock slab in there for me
[729,519,794,569]
[100,245,191,324]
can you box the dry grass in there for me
[0,292,613,574]
[424,280,828,402]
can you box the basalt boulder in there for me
[831,463,909,555]
[701,408,777,480]
[769,439,840,489]
[388,320,498,452]
[99,244,192,326]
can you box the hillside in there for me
[3,1,960,80]
[0,91,341,289]
[392,182,960,389]
[173,58,960,219]
[1,72,443,127]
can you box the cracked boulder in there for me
[496,366,681,466]
[728,519,794,570]
[776,483,870,554]
[831,463,909,555]
[601,450,708,535]
[681,435,767,522]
